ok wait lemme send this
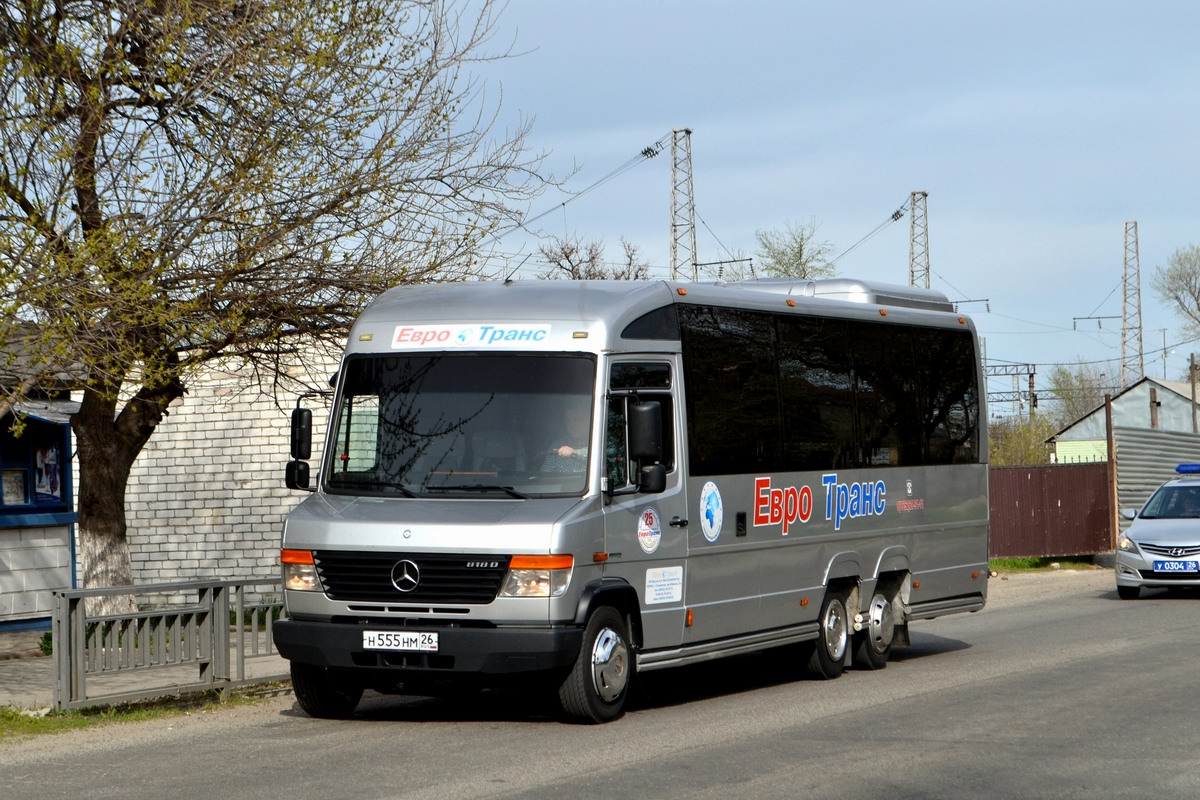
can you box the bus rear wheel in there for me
[808,587,849,679]
[853,590,895,670]
[558,606,631,723]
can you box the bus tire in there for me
[558,606,631,723]
[852,590,895,670]
[291,662,364,719]
[808,587,849,679]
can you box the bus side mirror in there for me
[286,460,310,490]
[628,401,662,462]
[291,408,312,460]
[638,464,666,494]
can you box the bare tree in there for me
[0,0,548,592]
[1044,361,1113,430]
[536,236,651,280]
[1152,244,1200,339]
[754,219,835,280]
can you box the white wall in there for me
[0,524,72,620]
[120,357,334,585]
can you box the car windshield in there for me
[324,353,596,498]
[1140,485,1200,519]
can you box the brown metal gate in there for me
[988,463,1111,558]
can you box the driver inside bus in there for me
[543,403,589,471]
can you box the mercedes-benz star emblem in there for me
[390,560,421,593]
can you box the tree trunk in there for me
[72,380,181,614]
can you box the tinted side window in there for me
[679,306,781,475]
[680,304,980,474]
[777,316,853,471]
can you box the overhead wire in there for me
[827,199,910,267]
[494,132,671,241]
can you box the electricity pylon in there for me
[670,128,697,281]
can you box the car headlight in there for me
[1117,534,1138,553]
[500,555,574,598]
[281,549,321,591]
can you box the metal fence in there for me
[989,463,1111,558]
[52,579,288,711]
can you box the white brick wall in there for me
[120,355,336,585]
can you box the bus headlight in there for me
[281,549,320,591]
[500,555,574,598]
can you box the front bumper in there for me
[1114,552,1200,589]
[273,618,582,677]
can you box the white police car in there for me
[1115,464,1200,599]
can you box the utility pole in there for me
[669,128,697,281]
[1121,221,1144,388]
[908,191,930,289]
[984,363,1036,418]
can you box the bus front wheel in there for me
[291,662,364,719]
[558,606,631,723]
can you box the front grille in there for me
[1138,569,1200,581]
[315,551,510,604]
[1140,543,1200,558]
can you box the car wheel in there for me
[1117,585,1140,600]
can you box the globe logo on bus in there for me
[700,481,723,542]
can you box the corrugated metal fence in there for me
[989,462,1110,558]
[1112,427,1200,530]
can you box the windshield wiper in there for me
[329,479,416,498]
[425,483,528,499]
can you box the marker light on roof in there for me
[1176,464,1200,474]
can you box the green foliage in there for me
[753,219,836,280]
[990,556,1097,572]
[1152,244,1200,340]
[39,630,52,656]
[0,0,546,588]
[988,416,1057,466]
[0,687,282,741]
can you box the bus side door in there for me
[600,358,688,652]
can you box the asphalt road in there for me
[3,568,1199,800]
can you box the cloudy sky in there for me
[471,0,1200,408]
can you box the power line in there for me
[495,132,671,241]
[827,199,909,267]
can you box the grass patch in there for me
[989,556,1098,573]
[0,684,288,743]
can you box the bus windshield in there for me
[324,353,596,498]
